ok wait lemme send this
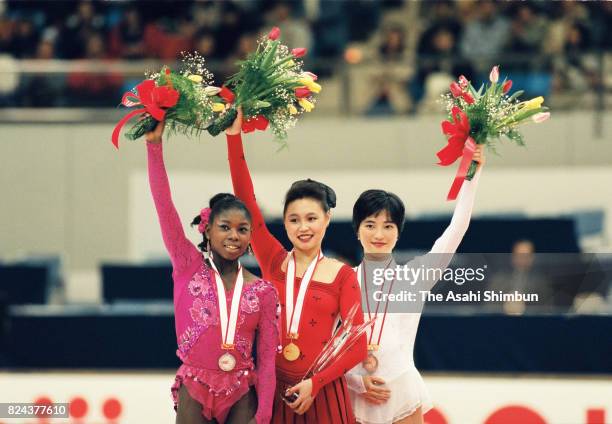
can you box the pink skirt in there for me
[171,363,257,423]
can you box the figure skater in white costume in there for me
[345,146,485,424]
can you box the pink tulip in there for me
[295,87,311,98]
[291,47,307,58]
[303,71,318,81]
[532,112,550,123]
[489,65,499,83]
[458,75,469,89]
[268,27,280,40]
[450,82,463,98]
[502,80,513,93]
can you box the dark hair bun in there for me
[284,178,336,214]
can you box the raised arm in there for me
[254,284,280,424]
[429,165,482,255]
[418,151,484,291]
[225,110,286,275]
[146,122,200,277]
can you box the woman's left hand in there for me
[473,144,486,167]
[286,378,314,415]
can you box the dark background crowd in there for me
[0,0,610,110]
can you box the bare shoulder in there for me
[314,257,348,283]
[322,257,346,273]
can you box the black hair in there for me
[190,193,252,252]
[283,178,336,215]
[352,189,406,235]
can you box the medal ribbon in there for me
[209,258,244,348]
[285,250,324,337]
[357,259,395,347]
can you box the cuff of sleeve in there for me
[255,412,271,424]
[310,373,326,398]
[345,373,367,394]
[226,133,242,143]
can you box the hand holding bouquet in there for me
[437,66,550,200]
[111,53,220,148]
[206,26,321,143]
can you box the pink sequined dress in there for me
[147,142,279,424]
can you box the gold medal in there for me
[283,342,300,361]
[367,343,379,352]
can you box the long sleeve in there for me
[255,285,280,424]
[345,372,366,394]
[311,267,368,397]
[429,166,482,255]
[419,166,482,291]
[226,133,286,275]
[147,142,200,277]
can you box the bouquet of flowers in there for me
[111,53,222,148]
[283,303,372,402]
[437,65,550,200]
[206,26,321,142]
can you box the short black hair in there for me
[283,178,336,215]
[352,189,405,235]
[191,193,252,252]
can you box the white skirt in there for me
[350,366,432,424]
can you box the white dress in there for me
[346,169,482,424]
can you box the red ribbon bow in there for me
[111,79,179,149]
[220,86,269,134]
[437,106,477,201]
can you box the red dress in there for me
[227,134,367,423]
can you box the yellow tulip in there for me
[298,98,314,112]
[187,74,203,83]
[522,96,544,110]
[212,103,225,112]
[298,78,322,93]
[288,104,298,115]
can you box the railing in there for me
[0,52,608,134]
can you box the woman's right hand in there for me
[225,106,243,136]
[360,375,391,405]
[145,120,165,144]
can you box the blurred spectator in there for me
[222,32,258,79]
[411,4,474,112]
[488,240,555,314]
[551,22,598,93]
[7,16,39,58]
[417,0,462,48]
[365,25,411,115]
[18,40,64,107]
[507,3,548,55]
[460,0,510,67]
[213,2,252,59]
[266,2,312,54]
[60,0,105,59]
[109,5,145,60]
[66,33,123,107]
[143,16,195,60]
